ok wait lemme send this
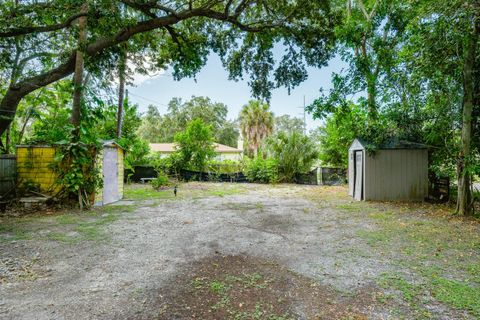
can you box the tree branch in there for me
[0,12,89,38]
[0,5,284,136]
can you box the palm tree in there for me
[239,100,274,157]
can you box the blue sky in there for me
[126,54,346,131]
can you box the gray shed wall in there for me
[364,149,428,201]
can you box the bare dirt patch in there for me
[142,255,376,320]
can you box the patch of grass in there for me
[124,186,172,200]
[210,280,228,294]
[335,203,359,212]
[356,229,391,246]
[379,273,421,303]
[224,202,264,212]
[124,182,246,201]
[55,214,80,225]
[72,213,119,242]
[429,277,480,317]
[0,223,32,242]
[226,272,271,289]
[207,185,247,198]
[75,224,108,241]
[44,231,78,243]
[368,211,395,221]
[465,263,480,283]
[95,204,136,214]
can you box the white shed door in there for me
[348,151,354,196]
[354,151,363,201]
[103,147,119,205]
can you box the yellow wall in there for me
[16,146,58,193]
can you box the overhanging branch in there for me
[0,12,89,38]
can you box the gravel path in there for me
[0,184,477,319]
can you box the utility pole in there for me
[303,95,306,135]
[298,95,307,135]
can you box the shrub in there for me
[206,159,243,175]
[267,131,319,182]
[244,156,279,183]
[151,171,170,190]
[173,119,215,172]
[151,153,182,175]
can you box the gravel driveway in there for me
[0,183,478,319]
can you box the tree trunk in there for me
[71,3,88,139]
[5,125,11,154]
[456,15,478,216]
[0,12,184,138]
[366,76,377,120]
[116,48,126,139]
[17,110,31,145]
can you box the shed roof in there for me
[350,137,429,150]
[102,140,125,150]
[150,143,242,153]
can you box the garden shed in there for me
[348,138,428,201]
[16,142,124,206]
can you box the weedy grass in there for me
[124,186,172,200]
[124,182,247,201]
[0,203,138,244]
[360,205,480,317]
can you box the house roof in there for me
[150,143,242,153]
[351,137,429,150]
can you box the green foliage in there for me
[151,172,170,190]
[267,131,318,182]
[151,153,183,176]
[206,160,243,175]
[274,115,305,134]
[124,139,150,167]
[173,119,216,172]
[314,102,391,167]
[244,155,279,184]
[53,141,102,208]
[138,96,239,147]
[240,100,274,157]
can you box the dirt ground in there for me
[0,183,479,319]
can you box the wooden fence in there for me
[0,155,16,197]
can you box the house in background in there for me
[348,138,429,201]
[149,143,243,161]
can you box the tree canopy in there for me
[138,96,238,147]
[309,0,479,215]
[0,0,338,142]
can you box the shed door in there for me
[103,147,119,205]
[348,151,354,195]
[353,151,363,201]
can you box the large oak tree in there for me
[0,0,338,147]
